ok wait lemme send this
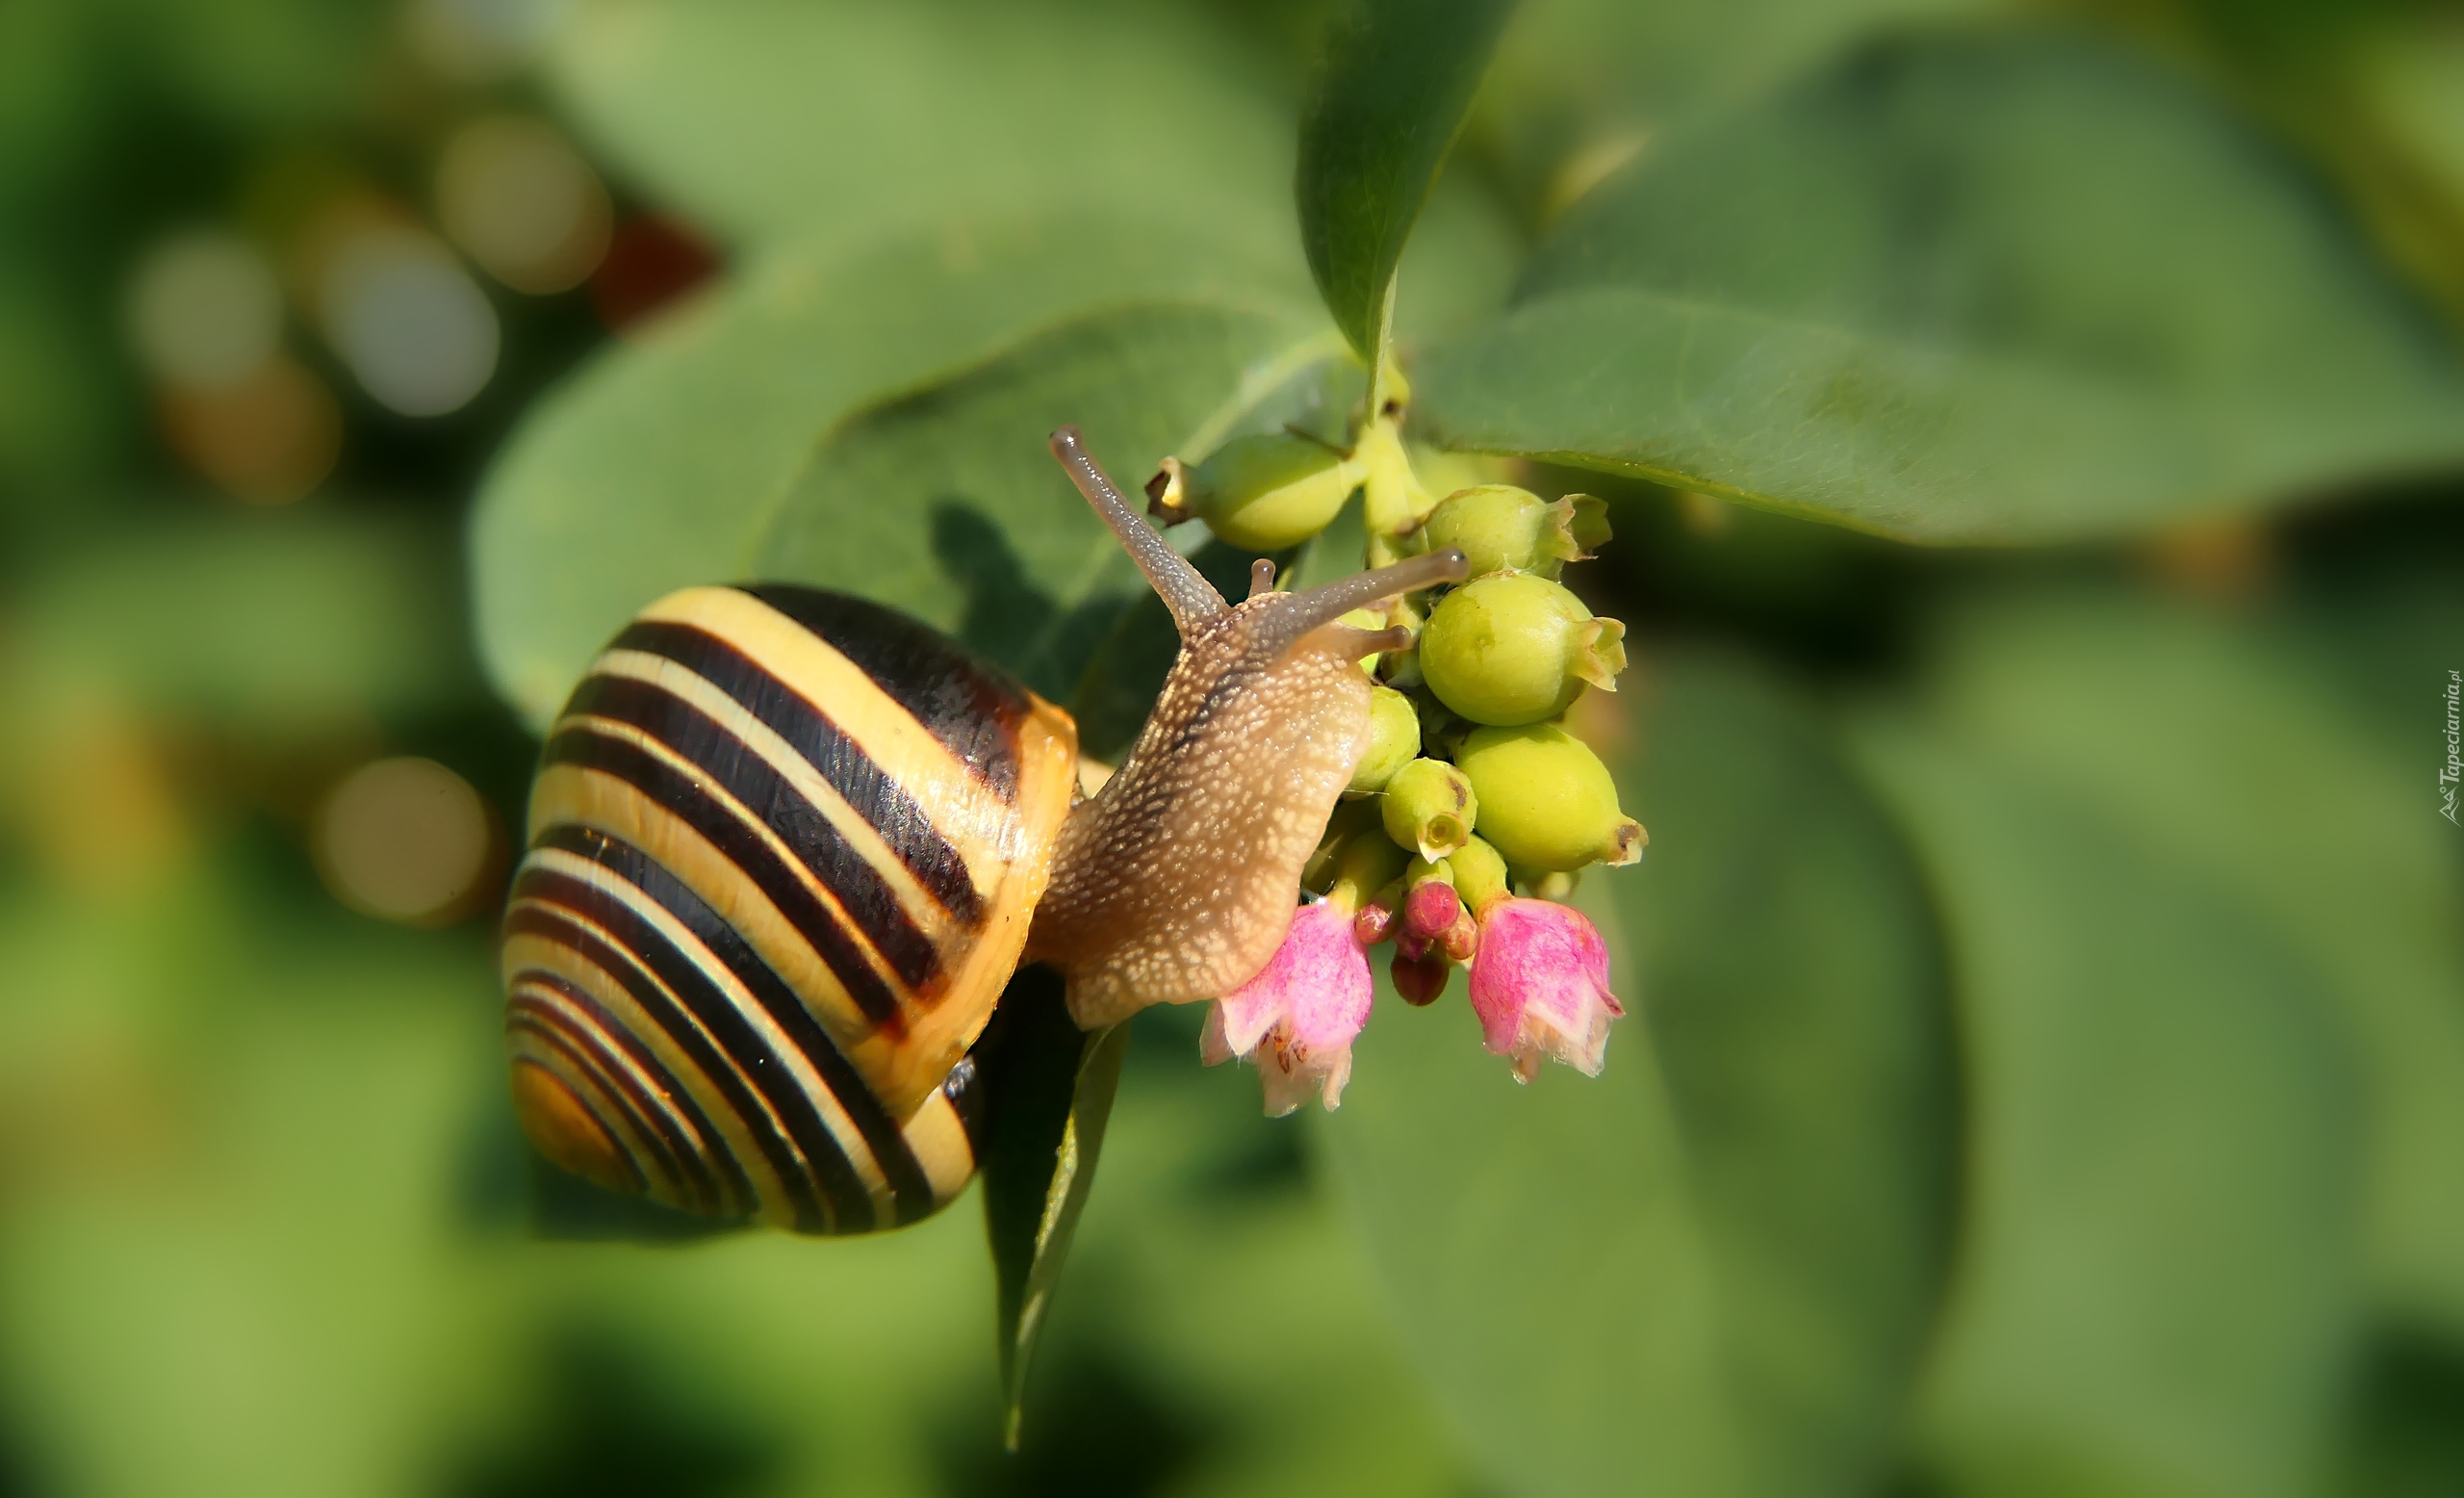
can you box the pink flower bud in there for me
[1352,899,1397,948]
[1402,878,1462,943]
[1467,897,1624,1083]
[1436,905,1479,964]
[1202,901,1373,1116]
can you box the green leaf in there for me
[1296,0,1519,359]
[1416,32,2464,542]
[470,211,1318,728]
[1848,702,2357,1496]
[1319,649,1958,1496]
[1897,583,2464,1339]
[967,965,1130,1448]
[546,0,1289,249]
[755,299,1336,701]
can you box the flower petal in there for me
[1468,897,1623,1080]
[1203,901,1374,1114]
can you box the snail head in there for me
[1026,426,1467,1027]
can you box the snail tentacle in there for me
[1244,547,1468,660]
[1048,426,1227,636]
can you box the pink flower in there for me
[1202,900,1373,1116]
[1468,897,1624,1084]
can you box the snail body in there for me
[504,427,1466,1231]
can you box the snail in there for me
[502,426,1470,1232]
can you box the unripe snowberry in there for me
[1450,835,1511,917]
[1145,432,1362,552]
[1327,827,1407,912]
[1302,799,1381,893]
[1420,573,1628,728]
[1456,723,1646,872]
[1380,757,1477,862]
[1421,485,1609,580]
[1348,684,1423,795]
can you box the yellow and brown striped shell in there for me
[501,583,1077,1234]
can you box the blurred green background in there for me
[2,0,2462,1494]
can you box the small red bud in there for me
[1402,878,1461,942]
[1353,900,1398,947]
[1438,905,1479,964]
[1392,949,1450,1006]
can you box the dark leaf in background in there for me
[1417,32,2464,542]
[966,966,1131,1449]
[1892,584,2464,1341]
[1296,0,1519,360]
[1851,689,2357,1497]
[1321,651,1959,1497]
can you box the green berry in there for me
[1422,485,1597,579]
[1327,829,1407,911]
[1301,798,1380,892]
[1456,723,1645,872]
[1153,432,1362,552]
[1450,835,1510,916]
[1379,757,1477,862]
[1348,685,1422,795]
[1420,573,1627,727]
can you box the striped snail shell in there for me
[504,427,1468,1233]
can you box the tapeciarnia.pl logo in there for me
[2444,669,2460,825]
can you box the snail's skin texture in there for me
[1028,606,1387,1027]
[1029,426,1467,1030]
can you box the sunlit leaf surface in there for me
[470,211,1317,728]
[757,299,1337,701]
[1417,33,2464,541]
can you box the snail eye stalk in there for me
[1048,426,1227,636]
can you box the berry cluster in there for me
[1153,372,1645,1113]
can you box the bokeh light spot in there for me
[313,756,500,925]
[125,230,282,389]
[438,115,613,295]
[157,354,341,504]
[407,0,568,81]
[321,226,500,417]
